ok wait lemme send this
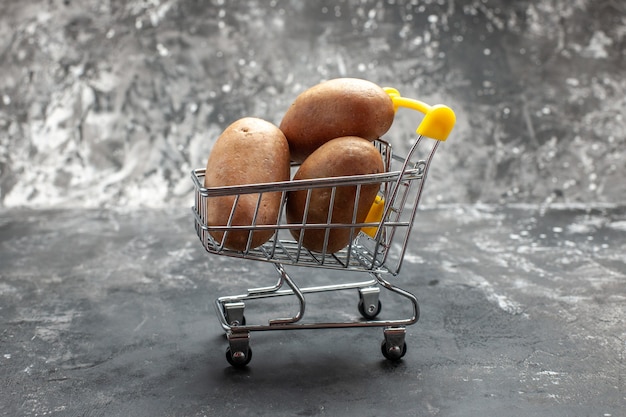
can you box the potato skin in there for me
[280,78,395,163]
[286,136,384,253]
[204,117,290,251]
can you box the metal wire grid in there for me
[191,136,438,276]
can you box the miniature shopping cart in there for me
[191,88,455,367]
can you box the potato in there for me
[204,117,290,251]
[280,78,395,163]
[286,136,384,253]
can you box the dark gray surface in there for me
[1,206,624,416]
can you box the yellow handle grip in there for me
[362,195,385,238]
[384,87,456,141]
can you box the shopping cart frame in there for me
[191,88,455,367]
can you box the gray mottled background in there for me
[0,0,624,209]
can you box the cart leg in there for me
[358,287,382,319]
[226,331,252,367]
[381,327,407,361]
[223,301,246,326]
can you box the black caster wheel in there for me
[358,299,382,320]
[226,346,252,368]
[381,339,407,361]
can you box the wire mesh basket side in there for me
[359,135,440,275]
[191,136,439,275]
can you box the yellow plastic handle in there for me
[362,195,385,238]
[384,87,456,141]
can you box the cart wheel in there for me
[358,299,382,320]
[381,339,407,361]
[226,346,252,368]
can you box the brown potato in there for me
[204,117,290,251]
[279,78,395,163]
[286,136,384,253]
